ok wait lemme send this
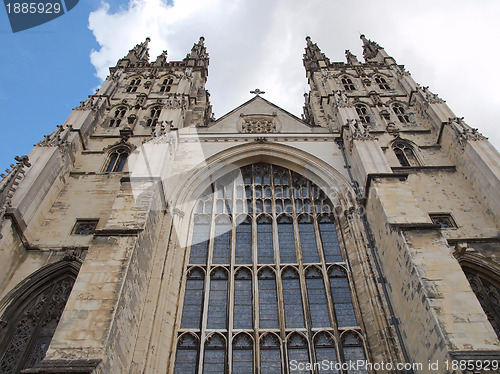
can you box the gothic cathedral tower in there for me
[0,35,498,373]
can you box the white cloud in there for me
[88,0,500,148]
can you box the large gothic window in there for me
[175,163,367,373]
[0,266,78,373]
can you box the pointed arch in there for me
[102,140,135,173]
[170,145,385,372]
[0,259,81,373]
[390,138,420,167]
[457,257,500,338]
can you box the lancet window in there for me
[126,77,141,93]
[355,104,371,124]
[174,163,368,373]
[375,75,390,90]
[160,77,174,92]
[392,103,410,123]
[146,106,162,128]
[341,76,355,91]
[109,106,126,127]
[104,147,129,172]
[392,141,419,167]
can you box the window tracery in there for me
[375,75,390,90]
[0,271,77,373]
[175,163,367,372]
[126,77,141,93]
[392,141,420,167]
[341,76,355,91]
[463,269,500,338]
[109,106,127,127]
[355,104,371,124]
[160,77,174,92]
[104,147,129,172]
[146,106,162,129]
[392,103,410,123]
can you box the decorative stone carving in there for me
[36,125,73,148]
[334,90,352,108]
[165,95,186,109]
[0,156,30,238]
[449,117,487,148]
[63,247,85,262]
[241,117,276,133]
[347,119,374,141]
[421,85,444,104]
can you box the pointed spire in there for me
[187,36,209,60]
[360,34,382,61]
[119,37,151,66]
[303,36,330,72]
[184,36,209,74]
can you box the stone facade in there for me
[0,35,499,373]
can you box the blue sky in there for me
[0,0,108,169]
[1,0,500,172]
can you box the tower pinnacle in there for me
[303,36,330,72]
[360,34,382,61]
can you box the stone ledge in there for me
[390,222,441,230]
[449,350,500,360]
[93,228,143,236]
[22,359,102,373]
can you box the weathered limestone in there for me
[0,35,498,374]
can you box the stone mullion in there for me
[197,186,217,374]
[227,181,237,374]
[248,170,262,374]
[289,175,310,336]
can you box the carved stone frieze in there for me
[240,114,278,134]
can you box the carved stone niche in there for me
[238,113,280,134]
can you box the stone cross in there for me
[250,88,265,95]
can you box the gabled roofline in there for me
[209,95,313,127]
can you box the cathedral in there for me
[0,34,498,373]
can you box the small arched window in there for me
[105,147,129,172]
[375,75,390,90]
[126,78,141,93]
[146,106,162,128]
[109,106,126,127]
[160,77,174,92]
[355,104,371,124]
[392,141,420,167]
[341,76,355,91]
[392,103,410,123]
